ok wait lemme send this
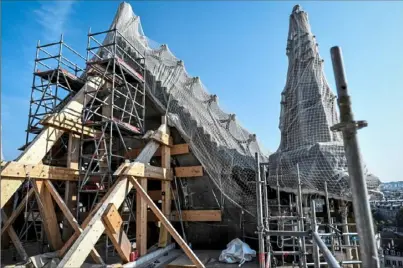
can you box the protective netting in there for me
[100,2,380,212]
[268,5,380,199]
[102,2,268,214]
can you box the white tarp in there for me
[219,238,256,266]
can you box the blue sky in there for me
[1,1,402,182]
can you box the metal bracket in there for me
[330,120,368,132]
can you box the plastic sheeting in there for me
[219,238,256,266]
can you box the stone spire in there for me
[267,5,381,198]
[278,5,341,152]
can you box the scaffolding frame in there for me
[24,35,86,148]
[76,28,146,260]
[256,160,362,268]
[3,37,86,258]
[254,46,379,268]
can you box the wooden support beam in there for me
[44,180,104,264]
[136,178,148,256]
[147,210,222,222]
[57,132,161,268]
[148,190,177,201]
[33,180,64,251]
[103,204,131,262]
[129,176,204,268]
[1,210,28,261]
[1,188,34,235]
[159,117,172,247]
[123,162,171,181]
[1,76,103,208]
[1,162,79,181]
[41,112,96,137]
[174,166,203,178]
[125,144,189,159]
[171,210,222,222]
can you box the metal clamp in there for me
[330,120,368,132]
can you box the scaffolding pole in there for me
[311,200,320,268]
[260,163,271,268]
[330,46,379,268]
[296,164,307,268]
[255,153,265,268]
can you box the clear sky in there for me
[1,1,402,182]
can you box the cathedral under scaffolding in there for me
[0,2,381,268]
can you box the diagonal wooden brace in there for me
[44,180,104,264]
[129,176,204,268]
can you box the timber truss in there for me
[1,31,220,268]
[1,114,209,267]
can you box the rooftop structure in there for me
[0,2,380,268]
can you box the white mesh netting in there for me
[267,5,380,199]
[102,2,268,213]
[100,3,380,212]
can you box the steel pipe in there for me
[255,153,265,268]
[312,231,341,268]
[331,46,379,268]
[265,230,310,237]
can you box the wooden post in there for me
[63,133,79,240]
[33,180,64,251]
[159,116,171,247]
[57,133,162,268]
[136,178,148,256]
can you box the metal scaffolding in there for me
[77,27,145,220]
[24,35,86,148]
[254,46,379,268]
[6,36,86,258]
[256,161,363,268]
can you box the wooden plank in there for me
[1,210,28,261]
[1,76,103,208]
[33,180,64,251]
[1,188,34,235]
[143,190,177,201]
[44,180,104,264]
[103,204,123,234]
[136,178,148,256]
[41,112,96,137]
[124,162,171,181]
[103,204,131,262]
[129,176,204,268]
[174,166,203,178]
[171,210,222,222]
[1,162,79,181]
[125,144,189,159]
[147,210,222,222]
[57,134,161,268]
